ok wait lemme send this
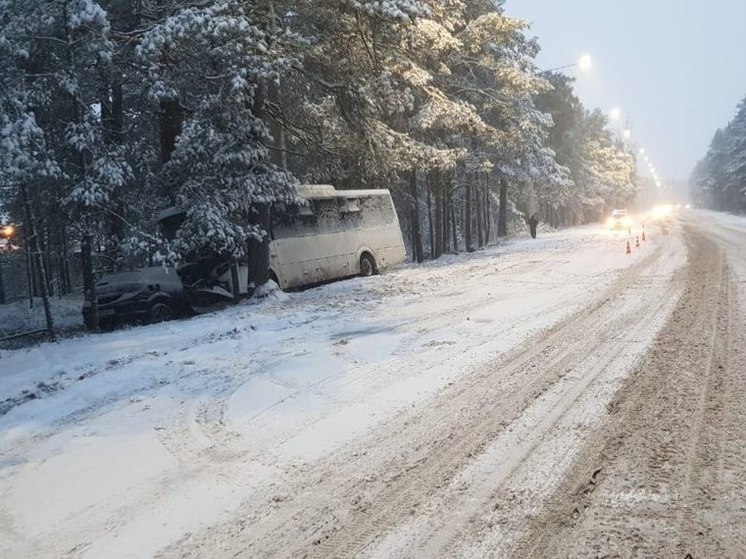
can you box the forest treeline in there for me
[691,96,746,213]
[0,0,638,313]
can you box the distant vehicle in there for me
[83,267,190,330]
[652,204,675,220]
[606,209,632,230]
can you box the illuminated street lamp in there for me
[578,54,593,72]
[1,225,15,239]
[0,224,16,305]
[623,129,632,141]
[609,107,621,122]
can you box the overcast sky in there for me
[507,0,746,181]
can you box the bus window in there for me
[339,198,361,214]
[292,202,320,237]
[315,199,343,235]
[271,205,295,240]
[360,196,395,228]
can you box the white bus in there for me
[160,185,407,295]
[269,185,407,290]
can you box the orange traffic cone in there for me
[626,240,632,255]
[636,236,641,248]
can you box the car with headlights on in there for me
[606,209,632,231]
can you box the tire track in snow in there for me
[162,234,681,559]
[506,221,746,558]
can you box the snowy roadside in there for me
[0,226,615,403]
[0,295,84,339]
[0,223,652,558]
[689,208,746,231]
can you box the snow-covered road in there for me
[0,214,712,557]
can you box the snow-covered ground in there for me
[0,295,84,338]
[0,223,665,558]
[691,208,746,232]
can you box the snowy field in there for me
[0,223,671,558]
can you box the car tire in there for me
[359,253,377,277]
[149,303,174,324]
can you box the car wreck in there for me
[82,185,407,329]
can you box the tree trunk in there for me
[443,182,451,254]
[465,179,474,252]
[438,175,445,258]
[451,200,459,254]
[24,231,34,309]
[268,79,288,171]
[159,98,182,165]
[265,0,285,171]
[230,260,241,300]
[82,233,99,332]
[484,190,492,245]
[247,0,285,290]
[61,226,72,295]
[101,79,124,145]
[247,204,271,289]
[427,182,434,259]
[410,225,416,262]
[23,185,54,335]
[0,254,5,305]
[409,170,423,263]
[476,184,484,248]
[497,178,509,238]
[112,81,124,142]
[431,171,443,259]
[29,249,39,297]
[40,226,54,297]
[57,249,65,299]
[60,225,73,295]
[447,174,456,253]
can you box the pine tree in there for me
[138,1,303,281]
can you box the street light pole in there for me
[542,62,580,74]
[541,54,593,75]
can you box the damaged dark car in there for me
[82,207,245,331]
[83,266,190,330]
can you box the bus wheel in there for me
[359,253,377,277]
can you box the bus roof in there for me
[299,185,391,200]
[157,186,391,224]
